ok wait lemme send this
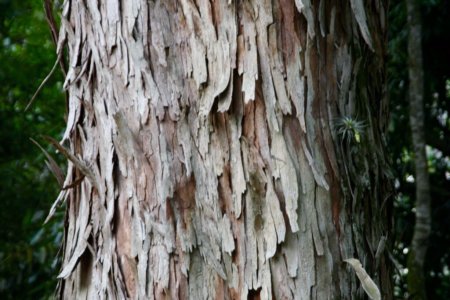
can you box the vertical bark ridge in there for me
[55,0,392,299]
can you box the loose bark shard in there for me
[350,0,374,51]
[30,138,65,187]
[345,258,381,300]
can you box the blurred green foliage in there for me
[0,0,449,299]
[0,0,65,298]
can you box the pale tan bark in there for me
[52,0,393,299]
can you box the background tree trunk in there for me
[54,0,392,298]
[406,0,431,298]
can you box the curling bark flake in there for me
[53,0,393,299]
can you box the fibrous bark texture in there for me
[53,0,392,299]
[406,0,431,298]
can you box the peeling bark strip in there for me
[55,0,392,299]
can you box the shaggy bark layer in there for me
[53,0,392,299]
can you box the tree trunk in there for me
[406,0,431,299]
[53,0,392,299]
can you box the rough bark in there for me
[52,0,393,299]
[406,0,431,299]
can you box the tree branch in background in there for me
[406,0,432,298]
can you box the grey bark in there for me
[51,0,393,299]
[406,0,431,299]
